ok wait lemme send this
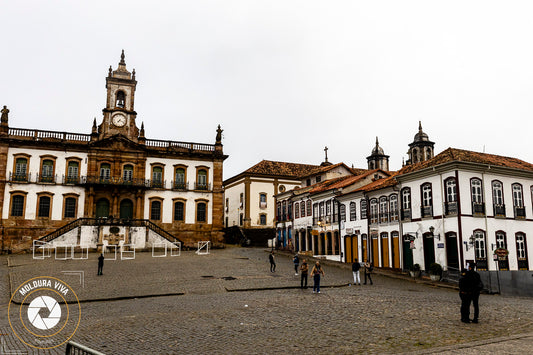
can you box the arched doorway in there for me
[120,199,134,219]
[423,232,435,271]
[403,234,414,270]
[334,231,340,255]
[326,232,332,255]
[445,232,460,269]
[96,198,110,218]
[381,232,390,268]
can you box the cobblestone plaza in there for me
[1,247,532,354]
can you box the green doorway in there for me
[96,198,110,218]
[120,199,134,219]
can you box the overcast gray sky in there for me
[2,1,533,179]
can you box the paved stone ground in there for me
[0,247,532,354]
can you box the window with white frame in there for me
[294,202,299,219]
[492,181,504,205]
[512,183,524,207]
[389,195,398,221]
[379,196,388,223]
[349,202,356,221]
[471,178,483,204]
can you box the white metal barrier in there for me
[152,242,167,257]
[170,242,181,257]
[55,245,74,260]
[104,245,118,260]
[32,240,52,260]
[120,244,136,260]
[71,245,89,260]
[195,241,210,255]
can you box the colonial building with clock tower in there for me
[0,52,227,253]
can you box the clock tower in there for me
[98,50,140,141]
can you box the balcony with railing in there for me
[171,181,189,190]
[37,173,56,184]
[514,206,526,219]
[445,202,458,216]
[8,172,30,183]
[8,127,91,142]
[194,182,211,191]
[379,212,389,224]
[472,202,485,216]
[421,205,433,218]
[401,209,411,221]
[369,214,378,225]
[493,204,506,217]
[390,209,399,222]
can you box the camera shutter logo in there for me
[27,295,62,330]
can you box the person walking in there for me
[363,261,373,285]
[269,251,276,272]
[459,263,483,323]
[311,261,325,293]
[300,259,309,289]
[352,258,361,285]
[293,254,300,275]
[97,253,104,276]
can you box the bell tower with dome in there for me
[367,137,389,170]
[406,121,434,165]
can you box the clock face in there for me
[112,114,126,127]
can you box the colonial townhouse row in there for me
[274,126,532,277]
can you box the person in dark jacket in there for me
[459,263,483,323]
[363,262,373,285]
[269,251,276,272]
[293,254,300,275]
[352,259,361,285]
[97,253,104,275]
[300,259,309,289]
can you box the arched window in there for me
[379,196,388,223]
[349,202,356,221]
[66,161,80,184]
[174,168,186,189]
[37,195,52,218]
[369,199,378,224]
[300,200,306,217]
[515,232,529,270]
[444,178,457,215]
[196,202,207,222]
[512,183,526,218]
[116,90,125,108]
[152,166,163,188]
[360,200,367,219]
[150,200,162,221]
[471,178,484,215]
[421,183,433,217]
[306,200,311,216]
[340,204,346,222]
[64,197,77,218]
[389,194,398,221]
[294,202,299,219]
[196,169,208,190]
[492,180,505,216]
[14,157,28,181]
[40,159,55,183]
[174,201,185,221]
[10,194,25,217]
[100,163,111,181]
[400,187,411,220]
[473,229,487,270]
[123,164,133,182]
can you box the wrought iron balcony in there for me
[37,173,56,184]
[401,209,411,221]
[493,204,506,217]
[171,181,189,190]
[472,202,485,216]
[194,182,211,191]
[421,205,433,218]
[390,209,399,221]
[9,172,30,182]
[514,206,526,219]
[445,202,458,215]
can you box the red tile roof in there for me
[224,160,320,184]
[308,169,390,194]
